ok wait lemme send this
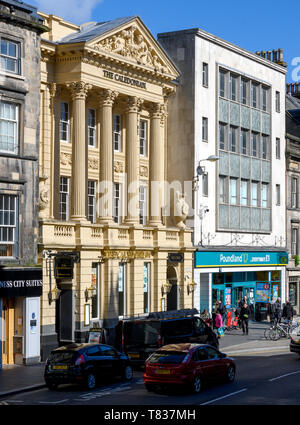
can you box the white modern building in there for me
[158,28,288,318]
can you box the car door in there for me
[86,345,103,379]
[191,347,211,379]
[205,346,225,380]
[99,345,119,378]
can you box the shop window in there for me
[256,271,269,281]
[91,263,100,319]
[289,282,297,306]
[213,273,224,285]
[271,271,281,282]
[225,272,233,283]
[0,194,18,257]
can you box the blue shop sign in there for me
[195,251,288,268]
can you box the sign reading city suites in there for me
[0,268,42,297]
[195,251,289,268]
[103,70,147,89]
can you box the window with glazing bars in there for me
[0,101,18,153]
[0,194,16,257]
[60,102,69,142]
[139,119,147,156]
[113,183,121,224]
[88,180,96,223]
[0,38,21,74]
[113,114,122,151]
[60,177,69,220]
[88,109,96,147]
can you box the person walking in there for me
[217,300,226,325]
[215,311,224,338]
[240,303,250,335]
[274,298,282,324]
[282,300,294,322]
[268,298,276,324]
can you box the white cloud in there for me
[33,0,103,24]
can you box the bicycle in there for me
[269,321,295,340]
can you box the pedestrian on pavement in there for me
[282,300,294,322]
[215,312,224,338]
[240,303,250,335]
[268,298,276,324]
[217,300,226,325]
[274,298,282,324]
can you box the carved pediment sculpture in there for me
[92,25,169,73]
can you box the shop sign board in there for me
[195,251,289,268]
[256,282,270,303]
[55,256,74,279]
[0,268,42,298]
[168,253,184,263]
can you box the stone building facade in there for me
[0,0,47,366]
[38,13,194,359]
[285,85,300,313]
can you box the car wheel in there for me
[145,383,155,392]
[86,373,97,390]
[192,375,202,394]
[122,365,133,381]
[227,365,235,382]
[46,382,58,390]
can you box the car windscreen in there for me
[148,351,188,364]
[48,351,76,363]
[124,321,160,348]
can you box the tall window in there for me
[91,263,100,319]
[0,39,21,74]
[88,180,96,223]
[241,79,248,104]
[144,262,150,313]
[202,62,208,87]
[275,91,280,112]
[202,173,208,196]
[88,109,96,147]
[240,129,248,155]
[261,183,268,208]
[0,101,18,153]
[230,178,237,205]
[118,263,126,317]
[113,114,122,152]
[60,102,69,142]
[251,132,258,157]
[219,70,226,97]
[291,177,298,208]
[113,183,122,224]
[0,194,17,257]
[60,177,70,220]
[276,138,280,159]
[230,74,237,101]
[276,184,281,206]
[251,83,258,108]
[292,228,298,256]
[219,122,226,150]
[261,135,268,159]
[202,117,208,141]
[139,186,147,225]
[240,180,248,206]
[219,176,227,203]
[261,86,268,111]
[251,182,259,207]
[139,119,147,156]
[229,126,237,152]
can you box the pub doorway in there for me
[1,298,14,365]
[167,266,178,311]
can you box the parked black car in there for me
[113,309,219,366]
[44,343,133,390]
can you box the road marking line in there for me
[39,399,69,404]
[269,370,300,382]
[200,389,247,405]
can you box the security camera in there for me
[205,208,209,213]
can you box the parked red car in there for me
[144,343,235,393]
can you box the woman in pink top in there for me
[215,313,223,329]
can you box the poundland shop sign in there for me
[195,251,289,268]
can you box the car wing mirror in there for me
[219,352,227,358]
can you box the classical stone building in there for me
[158,29,288,317]
[0,0,47,366]
[38,13,194,358]
[285,84,300,313]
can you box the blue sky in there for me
[31,0,298,82]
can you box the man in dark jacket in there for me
[240,303,250,335]
[282,300,294,321]
[274,298,282,324]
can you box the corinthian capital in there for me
[67,81,92,100]
[126,96,144,113]
[150,102,164,119]
[98,89,119,107]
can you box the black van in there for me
[113,309,218,366]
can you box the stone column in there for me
[125,96,143,225]
[68,81,91,221]
[149,102,165,227]
[98,89,118,224]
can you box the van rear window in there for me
[148,351,188,364]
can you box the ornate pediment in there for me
[90,24,170,74]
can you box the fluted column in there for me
[68,81,91,221]
[98,89,118,224]
[125,96,143,225]
[149,102,165,226]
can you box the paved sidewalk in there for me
[0,320,295,398]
